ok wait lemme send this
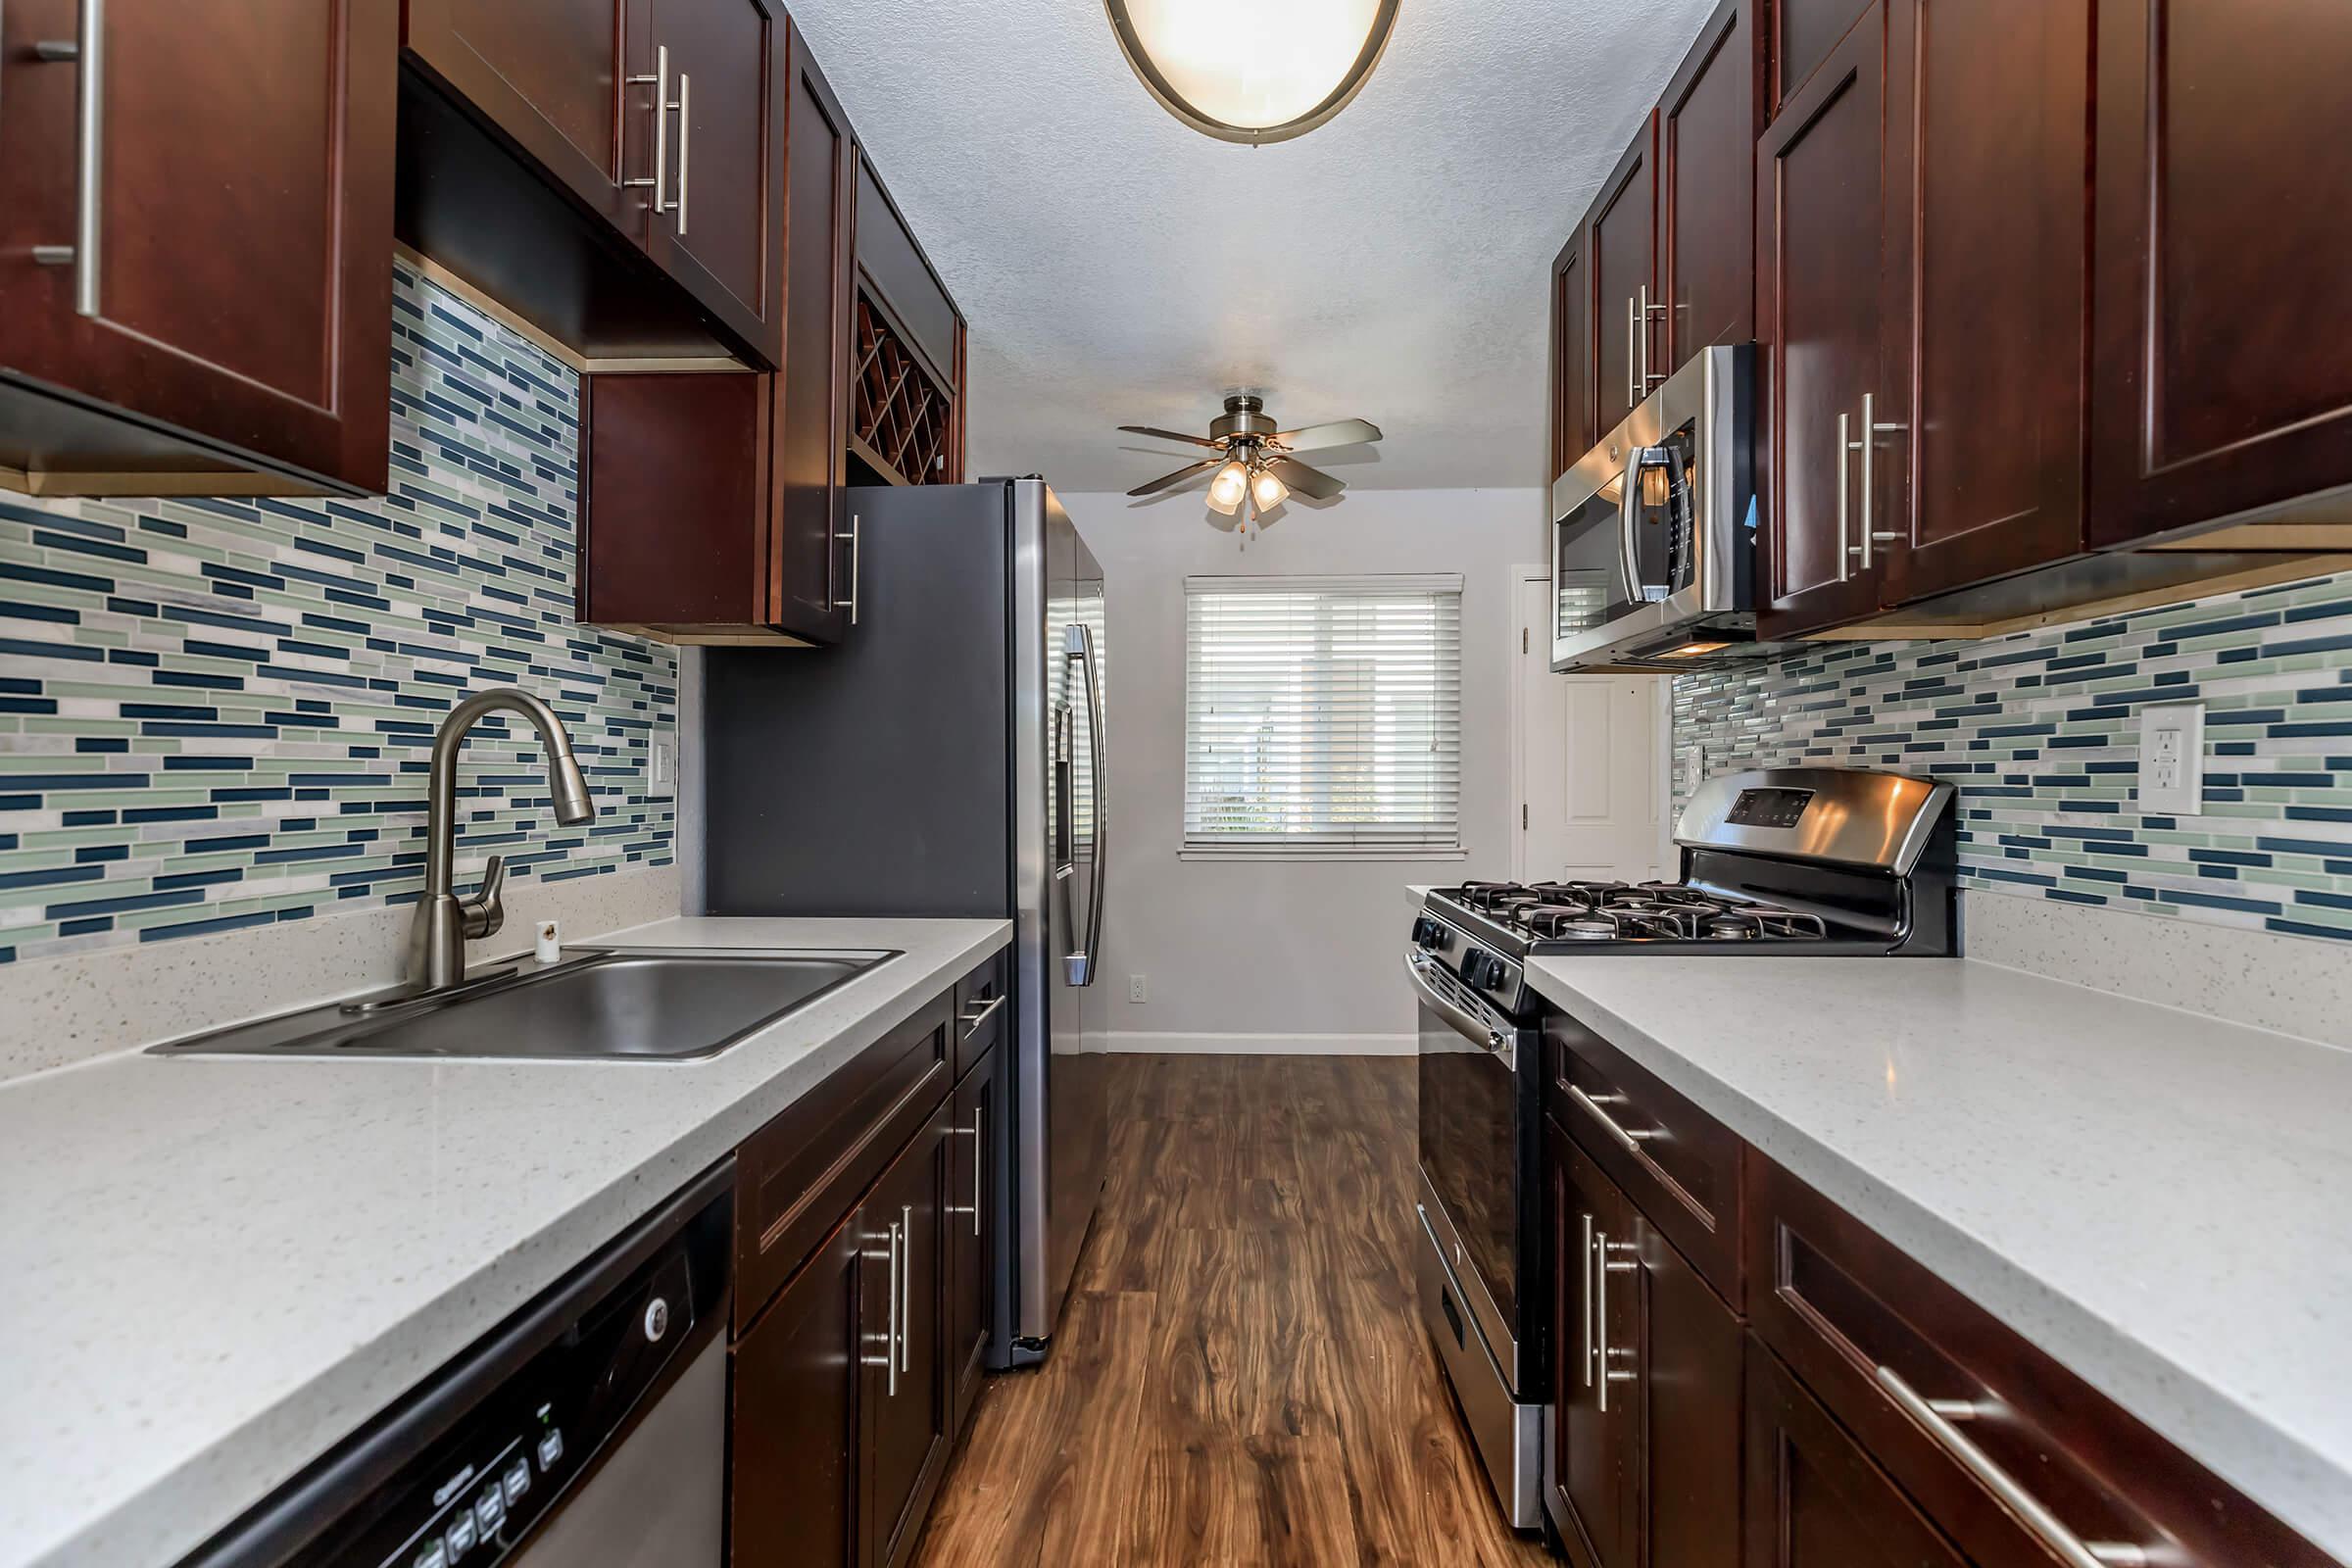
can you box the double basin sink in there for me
[151,948,900,1061]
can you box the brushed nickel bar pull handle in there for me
[959,994,1005,1039]
[673,71,690,235]
[862,1222,900,1396]
[29,0,104,315]
[1837,409,1854,583]
[1593,1230,1639,1413]
[1642,286,1670,391]
[1580,1211,1594,1389]
[1626,295,1640,409]
[1874,1367,2149,1568]
[1858,391,1907,570]
[832,514,860,622]
[971,1103,984,1238]
[622,45,669,212]
[1568,1083,1664,1152]
[897,1202,913,1375]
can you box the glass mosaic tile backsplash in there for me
[0,262,675,963]
[1672,570,2352,944]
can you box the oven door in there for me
[1407,950,1530,1394]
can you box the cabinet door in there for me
[1547,1123,1740,1568]
[948,1049,998,1435]
[0,0,394,491]
[2087,0,2352,546]
[860,1102,954,1568]
[1742,1337,1968,1568]
[732,1218,863,1568]
[578,370,768,631]
[1660,0,1763,378]
[1883,0,2089,604]
[1589,114,1660,435]
[1755,7,1888,636]
[1773,0,1876,113]
[645,0,785,367]
[1549,233,1592,479]
[1547,1124,1638,1568]
[768,18,855,642]
[402,0,645,236]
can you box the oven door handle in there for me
[1402,952,1518,1065]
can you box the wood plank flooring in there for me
[911,1054,1551,1568]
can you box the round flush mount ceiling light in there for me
[1105,0,1402,146]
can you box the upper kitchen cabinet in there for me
[1657,0,1764,381]
[1771,0,1876,114]
[1755,8,1888,636]
[1586,114,1659,437]
[2086,0,2352,547]
[398,0,787,366]
[0,0,396,497]
[1880,0,2089,604]
[1547,231,1591,480]
[849,163,967,487]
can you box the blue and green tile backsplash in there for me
[0,262,675,963]
[1673,570,2352,943]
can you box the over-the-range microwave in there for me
[1550,343,1781,671]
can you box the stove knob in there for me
[1461,945,1490,983]
[1482,955,1510,989]
[1411,915,1443,951]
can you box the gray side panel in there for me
[703,484,1013,916]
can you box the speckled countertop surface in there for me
[1523,952,2352,1562]
[0,915,1009,1568]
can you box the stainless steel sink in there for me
[150,948,900,1061]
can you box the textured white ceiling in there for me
[786,0,1719,493]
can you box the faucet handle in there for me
[462,855,507,941]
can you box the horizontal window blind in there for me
[1183,574,1462,855]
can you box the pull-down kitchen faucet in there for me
[405,686,596,994]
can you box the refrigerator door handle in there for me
[1062,622,1106,986]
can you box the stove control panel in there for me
[1724,787,1814,829]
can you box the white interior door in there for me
[1514,573,1667,882]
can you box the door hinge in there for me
[1523,627,1529,654]
[1522,804,1529,830]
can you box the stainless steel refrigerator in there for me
[700,478,1109,1365]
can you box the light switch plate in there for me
[650,733,677,799]
[2136,703,2205,816]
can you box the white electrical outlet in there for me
[1128,974,1148,1004]
[2136,703,2205,816]
[650,734,676,798]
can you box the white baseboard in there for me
[1095,1031,1416,1057]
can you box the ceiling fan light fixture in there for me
[1207,460,1250,514]
[1250,466,1290,511]
[1105,0,1402,146]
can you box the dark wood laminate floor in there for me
[911,1054,1550,1568]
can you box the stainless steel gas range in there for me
[1405,766,1958,1529]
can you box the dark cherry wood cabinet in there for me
[1771,0,1876,114]
[1658,0,1763,381]
[1548,231,1592,480]
[1742,1335,1969,1568]
[948,1047,999,1435]
[2086,0,2352,547]
[848,162,967,489]
[728,977,999,1568]
[1880,0,2089,606]
[1588,115,1660,438]
[733,1211,863,1566]
[0,0,395,496]
[1755,6,1891,637]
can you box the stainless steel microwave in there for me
[1549,344,1765,671]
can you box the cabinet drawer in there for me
[951,950,1008,1083]
[1546,1012,1743,1306]
[735,990,953,1335]
[1746,1152,2334,1568]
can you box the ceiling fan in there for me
[1120,394,1383,519]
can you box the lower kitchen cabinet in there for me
[1741,1336,1968,1568]
[1546,1118,1741,1568]
[948,1046,999,1433]
[728,978,998,1568]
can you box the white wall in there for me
[1061,487,1545,1054]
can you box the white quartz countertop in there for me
[1521,951,2352,1561]
[0,915,1010,1568]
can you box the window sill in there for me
[1178,846,1469,863]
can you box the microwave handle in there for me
[1618,445,1669,603]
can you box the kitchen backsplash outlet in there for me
[0,261,676,963]
[1672,570,2352,944]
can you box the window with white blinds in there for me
[1183,574,1463,858]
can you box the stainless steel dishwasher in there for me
[180,1161,734,1568]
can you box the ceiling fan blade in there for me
[1272,418,1383,452]
[1128,459,1220,497]
[1118,424,1222,450]
[1267,456,1346,501]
